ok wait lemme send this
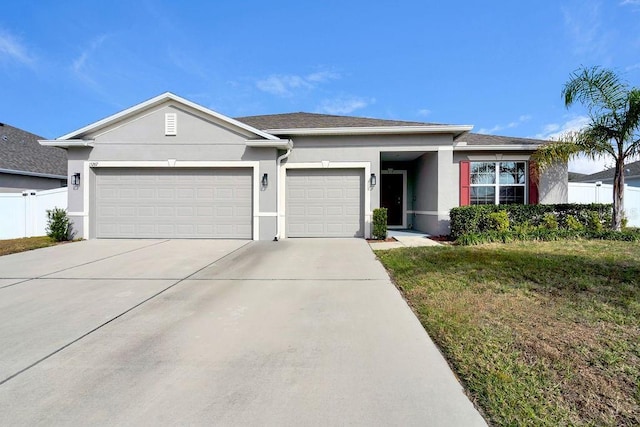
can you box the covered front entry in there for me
[286,169,364,237]
[380,170,407,228]
[94,167,252,239]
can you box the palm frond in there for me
[562,66,629,115]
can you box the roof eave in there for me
[39,139,94,148]
[0,168,67,180]
[245,139,293,149]
[453,143,542,151]
[264,125,473,137]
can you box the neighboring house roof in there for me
[568,171,587,182]
[576,160,640,182]
[0,122,67,178]
[236,111,472,137]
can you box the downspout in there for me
[274,146,292,241]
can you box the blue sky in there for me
[1,0,639,173]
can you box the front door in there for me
[380,173,404,227]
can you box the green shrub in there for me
[512,221,535,237]
[454,228,639,246]
[46,207,73,242]
[450,204,612,239]
[450,204,621,245]
[488,211,510,232]
[372,208,388,240]
[541,213,559,230]
[587,211,604,232]
[564,215,584,232]
[588,229,640,241]
[456,232,484,246]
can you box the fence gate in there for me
[0,188,68,239]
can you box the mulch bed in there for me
[366,237,398,242]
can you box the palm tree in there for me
[533,66,640,230]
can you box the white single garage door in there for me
[94,168,252,239]
[286,169,364,237]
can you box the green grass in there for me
[0,236,57,256]
[376,240,640,426]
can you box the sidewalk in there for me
[369,229,443,250]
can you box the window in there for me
[470,161,526,205]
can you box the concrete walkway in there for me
[369,229,443,250]
[0,239,484,426]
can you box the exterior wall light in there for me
[262,173,268,187]
[370,173,376,186]
[71,173,81,186]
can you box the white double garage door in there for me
[94,167,364,239]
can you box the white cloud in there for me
[256,70,340,96]
[477,114,532,134]
[568,155,610,174]
[71,35,108,86]
[0,29,34,66]
[256,75,311,96]
[620,0,640,5]
[306,70,340,83]
[417,109,431,117]
[535,115,610,174]
[535,115,590,140]
[562,2,614,60]
[316,96,374,115]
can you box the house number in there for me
[89,162,99,167]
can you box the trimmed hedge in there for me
[450,204,613,240]
[455,228,640,246]
[372,207,388,240]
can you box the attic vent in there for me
[165,113,177,136]
[1,135,7,141]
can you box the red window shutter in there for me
[528,161,539,205]
[460,161,470,206]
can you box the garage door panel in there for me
[286,169,364,238]
[95,168,252,239]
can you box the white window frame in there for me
[470,161,528,205]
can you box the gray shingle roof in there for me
[455,133,546,146]
[236,112,436,130]
[237,113,548,147]
[568,172,587,182]
[0,123,67,177]
[576,159,640,182]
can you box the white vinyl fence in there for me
[0,188,68,240]
[568,182,640,227]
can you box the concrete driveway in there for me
[0,239,485,426]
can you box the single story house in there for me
[40,92,567,240]
[575,160,640,187]
[0,122,67,192]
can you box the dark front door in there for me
[380,173,403,226]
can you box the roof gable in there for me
[0,123,67,177]
[58,92,279,141]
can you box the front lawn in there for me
[376,240,640,426]
[0,236,56,256]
